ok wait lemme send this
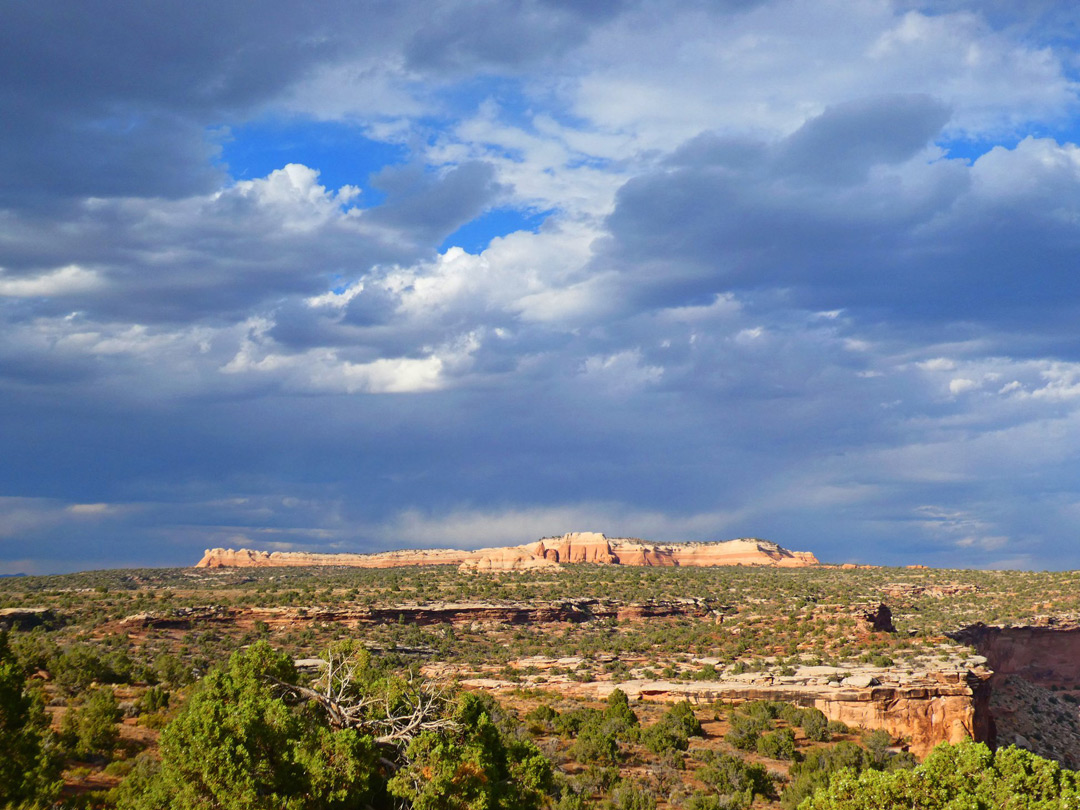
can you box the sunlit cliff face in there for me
[195,533,820,570]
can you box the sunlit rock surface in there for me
[195,532,819,570]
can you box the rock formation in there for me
[0,607,57,631]
[118,597,719,631]
[434,659,993,759]
[194,547,474,569]
[882,582,979,600]
[856,603,896,633]
[949,622,1080,693]
[195,532,819,570]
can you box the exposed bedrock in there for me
[118,598,719,630]
[950,623,1080,691]
[195,532,819,570]
[949,623,1080,766]
[447,665,993,759]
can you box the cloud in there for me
[601,109,1080,343]
[367,161,507,245]
[6,0,1080,575]
[0,265,104,297]
[774,94,951,183]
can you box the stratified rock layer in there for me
[195,532,819,570]
[434,661,993,759]
[118,597,718,631]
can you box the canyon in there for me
[195,531,820,570]
[948,621,1080,766]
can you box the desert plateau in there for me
[5,534,1080,808]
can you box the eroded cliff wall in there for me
[196,532,820,570]
[951,624,1080,690]
[443,663,993,759]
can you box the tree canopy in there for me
[800,741,1080,810]
[0,631,61,810]
[116,641,552,810]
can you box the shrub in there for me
[800,708,830,742]
[642,721,689,755]
[605,688,640,729]
[51,643,110,693]
[116,641,556,810]
[799,742,1080,810]
[756,728,797,761]
[525,704,559,734]
[61,686,121,761]
[681,791,722,810]
[695,750,774,804]
[606,779,656,810]
[136,685,170,715]
[0,632,62,808]
[725,714,766,752]
[666,701,703,738]
[571,724,621,766]
[742,701,782,722]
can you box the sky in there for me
[4,1,1080,573]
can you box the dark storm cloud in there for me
[367,161,508,244]
[403,0,626,71]
[6,1,1080,574]
[0,1,364,201]
[602,94,1080,342]
[0,0,627,206]
[774,95,951,183]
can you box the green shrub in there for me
[0,632,62,808]
[800,708,830,742]
[695,750,774,804]
[799,742,1079,809]
[725,714,766,752]
[606,779,656,810]
[742,701,782,722]
[681,792,722,810]
[571,724,621,766]
[605,689,639,728]
[61,686,121,761]
[642,721,689,755]
[136,685,170,715]
[756,728,797,761]
[666,701,703,737]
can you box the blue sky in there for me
[3,0,1080,572]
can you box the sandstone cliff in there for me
[431,658,992,759]
[195,532,819,570]
[195,546,476,569]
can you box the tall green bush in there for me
[0,632,61,809]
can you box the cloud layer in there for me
[3,0,1080,572]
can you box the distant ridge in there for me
[195,532,819,571]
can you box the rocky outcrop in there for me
[855,603,896,633]
[0,607,58,631]
[195,547,473,569]
[949,623,1080,691]
[196,532,819,571]
[462,547,562,572]
[118,597,718,631]
[438,660,993,759]
[882,582,979,600]
[532,532,621,564]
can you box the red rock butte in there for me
[195,532,819,571]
